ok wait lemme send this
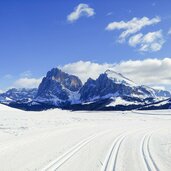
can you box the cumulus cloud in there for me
[13,77,42,89]
[106,16,161,42]
[129,30,165,52]
[113,58,171,85]
[151,86,166,90]
[128,33,143,47]
[67,4,95,22]
[60,61,115,83]
[8,58,171,90]
[60,59,171,90]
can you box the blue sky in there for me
[0,0,171,91]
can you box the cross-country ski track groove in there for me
[141,133,160,171]
[101,133,127,171]
[41,130,110,171]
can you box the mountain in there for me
[75,70,171,110]
[1,68,171,111]
[79,70,157,102]
[138,98,171,110]
[0,88,37,104]
[153,89,171,98]
[36,68,82,106]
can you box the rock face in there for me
[153,89,171,98]
[0,88,37,103]
[79,70,155,103]
[139,98,171,110]
[1,68,171,111]
[36,68,82,105]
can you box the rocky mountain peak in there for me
[105,69,136,86]
[36,68,82,104]
[1,68,171,111]
[0,88,37,103]
[45,68,82,92]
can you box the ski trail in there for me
[132,110,171,116]
[101,133,126,171]
[41,130,110,171]
[141,133,160,171]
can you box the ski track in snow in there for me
[101,133,127,171]
[41,130,110,171]
[132,110,171,116]
[0,104,171,171]
[141,133,160,171]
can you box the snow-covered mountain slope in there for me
[106,70,171,99]
[105,69,137,86]
[106,97,142,107]
[36,68,82,105]
[80,71,151,102]
[1,68,171,111]
[0,108,171,171]
[153,88,171,98]
[79,70,171,104]
[139,98,171,110]
[0,88,37,104]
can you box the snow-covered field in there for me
[0,104,171,171]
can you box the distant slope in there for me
[139,98,171,110]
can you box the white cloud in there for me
[67,4,95,22]
[128,33,143,47]
[151,86,166,90]
[106,16,161,42]
[13,77,42,89]
[7,58,171,90]
[114,58,171,87]
[129,30,165,52]
[60,59,171,90]
[60,61,115,83]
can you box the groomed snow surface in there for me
[0,104,171,171]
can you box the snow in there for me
[105,70,137,86]
[0,104,20,111]
[106,97,141,107]
[0,104,171,171]
[150,99,170,107]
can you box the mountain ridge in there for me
[0,67,171,111]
